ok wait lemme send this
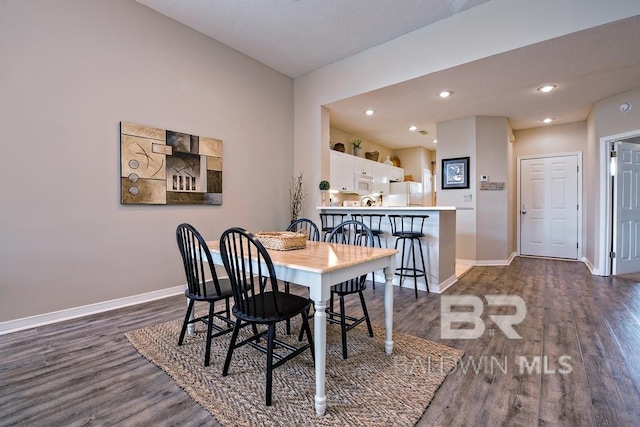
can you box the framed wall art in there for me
[441,157,470,189]
[120,121,223,205]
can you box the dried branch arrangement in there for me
[289,171,307,223]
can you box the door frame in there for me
[516,152,583,258]
[598,129,640,276]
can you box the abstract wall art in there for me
[120,122,222,205]
[441,156,470,189]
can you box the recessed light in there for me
[620,102,632,112]
[542,117,555,123]
[409,125,417,131]
[439,91,452,98]
[433,139,438,144]
[537,85,557,93]
[365,109,375,116]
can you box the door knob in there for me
[521,204,527,215]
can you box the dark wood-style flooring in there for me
[1,257,639,426]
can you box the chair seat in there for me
[393,232,425,238]
[233,292,311,323]
[185,277,233,300]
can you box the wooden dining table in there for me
[205,239,398,416]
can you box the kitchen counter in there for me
[317,206,457,293]
[318,206,456,211]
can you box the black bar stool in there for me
[388,215,430,298]
[319,213,347,240]
[351,213,386,289]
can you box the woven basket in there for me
[255,231,307,251]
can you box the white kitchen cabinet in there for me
[389,166,404,182]
[352,157,373,177]
[330,150,354,192]
[372,162,390,195]
[330,151,403,194]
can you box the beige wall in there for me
[436,116,511,262]
[294,0,640,226]
[514,122,587,156]
[513,122,588,258]
[588,87,640,273]
[0,0,294,321]
[295,1,639,269]
[436,117,477,261]
[476,117,510,261]
[329,127,393,161]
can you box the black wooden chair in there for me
[176,223,235,367]
[219,227,314,406]
[286,218,320,242]
[325,219,375,359]
[283,218,320,334]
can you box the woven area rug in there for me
[125,316,463,427]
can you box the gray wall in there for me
[0,0,294,321]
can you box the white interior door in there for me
[520,155,578,259]
[613,141,640,274]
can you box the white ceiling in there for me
[136,0,490,78]
[136,1,640,150]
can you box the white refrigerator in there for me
[383,182,423,206]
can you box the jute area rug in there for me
[125,316,463,427]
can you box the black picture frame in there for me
[441,157,470,189]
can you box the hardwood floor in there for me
[1,257,639,426]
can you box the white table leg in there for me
[313,299,327,416]
[186,296,195,335]
[384,264,394,355]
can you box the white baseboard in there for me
[436,274,458,294]
[456,256,514,267]
[0,285,185,335]
[582,257,605,275]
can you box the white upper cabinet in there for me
[352,157,373,176]
[330,151,354,192]
[372,162,390,194]
[330,150,403,194]
[389,166,404,182]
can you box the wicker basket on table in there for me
[255,231,307,250]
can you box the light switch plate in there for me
[480,175,488,182]
[463,194,472,202]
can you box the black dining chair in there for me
[219,227,314,406]
[283,218,320,334]
[325,219,375,359]
[286,218,320,242]
[176,223,235,367]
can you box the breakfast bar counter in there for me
[317,206,457,293]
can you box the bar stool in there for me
[319,213,347,240]
[350,213,385,248]
[388,215,430,298]
[351,213,386,289]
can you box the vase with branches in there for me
[289,171,307,223]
